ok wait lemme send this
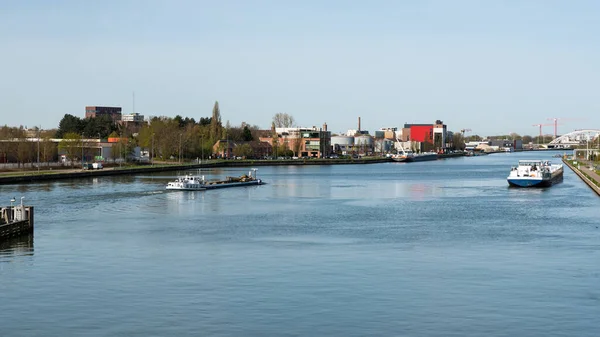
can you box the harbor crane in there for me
[547,117,584,139]
[533,123,554,144]
[546,118,560,138]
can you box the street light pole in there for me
[37,127,40,172]
[119,136,122,168]
[152,133,155,166]
[179,134,182,163]
[587,133,589,161]
[10,197,15,222]
[81,133,84,168]
[201,136,204,164]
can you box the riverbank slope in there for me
[562,158,600,196]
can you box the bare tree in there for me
[292,138,302,156]
[58,132,82,168]
[272,113,295,128]
[16,139,33,168]
[41,137,57,166]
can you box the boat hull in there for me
[407,154,438,162]
[203,180,263,189]
[166,186,206,191]
[165,169,263,191]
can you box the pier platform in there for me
[0,201,34,241]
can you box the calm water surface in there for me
[1,152,599,336]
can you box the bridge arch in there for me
[548,130,600,148]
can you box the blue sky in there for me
[1,0,599,136]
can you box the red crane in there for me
[547,117,585,138]
[532,123,554,143]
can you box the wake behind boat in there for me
[166,169,263,191]
[507,160,563,187]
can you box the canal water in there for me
[1,152,599,336]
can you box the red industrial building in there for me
[401,120,447,152]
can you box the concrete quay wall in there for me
[0,158,393,185]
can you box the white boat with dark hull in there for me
[166,175,206,191]
[507,160,563,187]
[392,150,438,162]
[392,141,438,163]
[391,152,412,162]
[166,169,263,191]
[409,152,438,162]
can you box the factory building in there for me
[259,123,331,158]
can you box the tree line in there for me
[0,126,57,167]
[55,101,266,162]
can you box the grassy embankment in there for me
[565,159,600,188]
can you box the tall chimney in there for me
[358,117,361,132]
[323,122,327,131]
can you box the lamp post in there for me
[81,133,84,167]
[587,133,589,161]
[200,136,204,164]
[151,133,155,166]
[37,127,41,172]
[119,136,122,168]
[179,134,182,163]
[10,197,15,222]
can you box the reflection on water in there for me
[0,234,34,260]
[0,153,599,336]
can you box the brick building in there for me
[85,106,122,121]
[259,124,331,158]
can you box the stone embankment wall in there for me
[0,158,393,185]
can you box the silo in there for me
[331,136,354,146]
[354,135,373,147]
[374,139,393,153]
[331,136,354,154]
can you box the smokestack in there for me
[358,117,361,132]
[323,122,327,131]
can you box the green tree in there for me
[242,126,253,141]
[199,117,212,126]
[210,101,222,142]
[452,133,465,150]
[233,143,253,158]
[174,115,185,128]
[56,114,83,138]
[83,114,116,138]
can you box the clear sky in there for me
[1,0,599,136]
